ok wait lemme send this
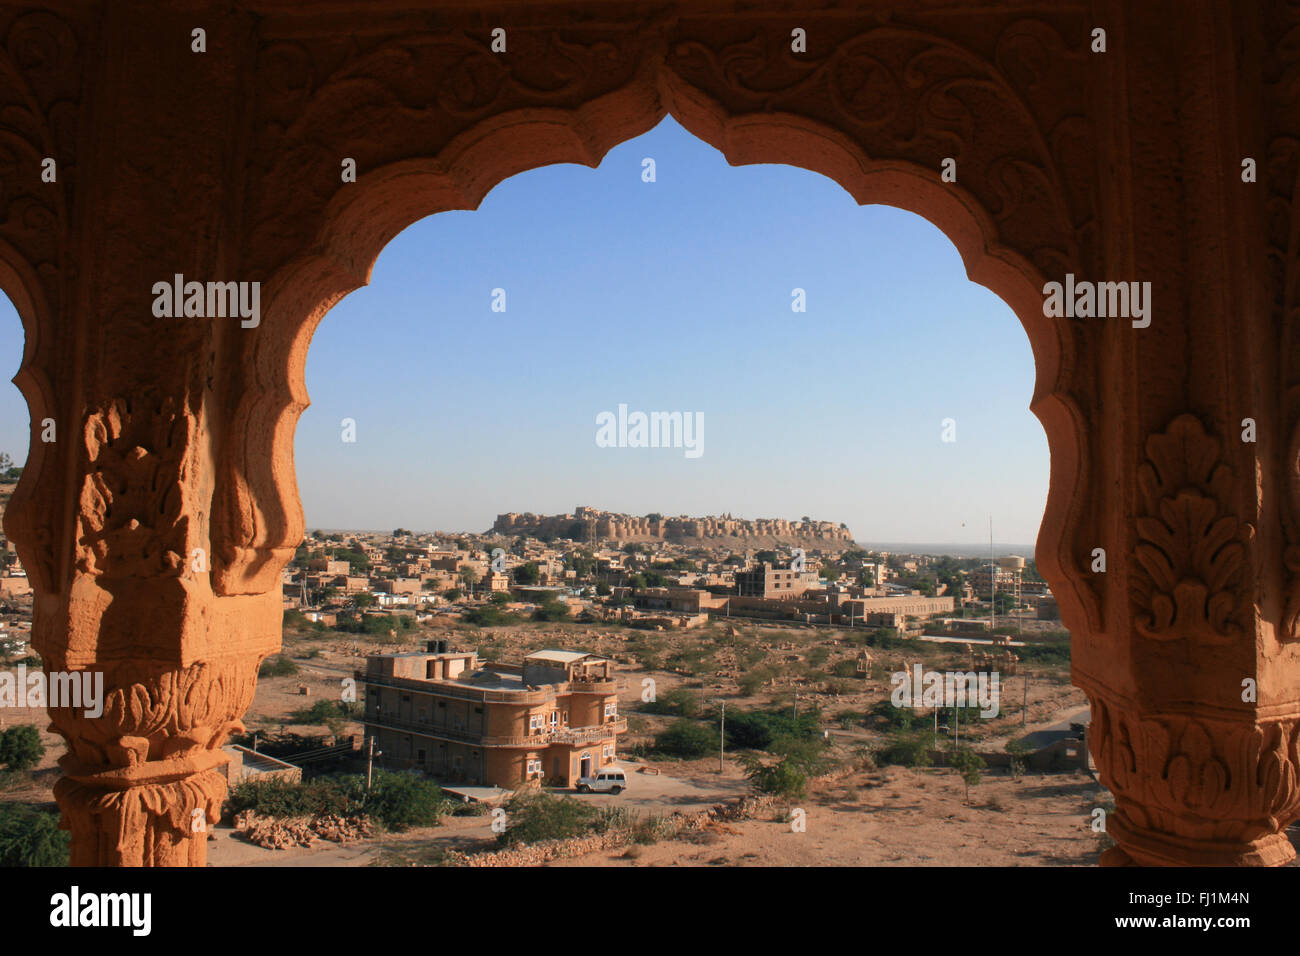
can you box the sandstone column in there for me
[0,5,279,865]
[1072,0,1300,866]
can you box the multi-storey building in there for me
[968,564,1019,600]
[735,562,821,599]
[358,643,625,789]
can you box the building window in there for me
[550,711,558,728]
[529,714,543,732]
[526,758,543,777]
[602,744,614,760]
[604,701,618,719]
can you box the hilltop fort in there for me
[492,506,854,549]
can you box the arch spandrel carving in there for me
[0,8,82,595]
[215,13,1105,648]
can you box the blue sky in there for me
[0,116,1048,547]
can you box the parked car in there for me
[576,766,628,794]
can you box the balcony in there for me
[363,712,627,749]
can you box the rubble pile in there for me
[233,810,374,849]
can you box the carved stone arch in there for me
[214,18,1102,646]
[0,239,58,592]
[0,7,80,596]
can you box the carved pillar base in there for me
[1090,696,1300,867]
[36,578,278,865]
[54,765,229,867]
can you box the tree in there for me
[353,592,376,609]
[513,562,540,585]
[654,720,718,758]
[458,566,480,595]
[950,746,985,803]
[0,725,44,771]
[0,804,68,866]
[533,599,570,622]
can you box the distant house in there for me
[358,643,624,789]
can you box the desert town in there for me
[0,486,1124,867]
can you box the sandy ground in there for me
[549,766,1105,867]
[1,619,1103,868]
[204,763,1109,867]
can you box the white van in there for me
[576,766,628,794]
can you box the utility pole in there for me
[1022,670,1029,729]
[711,699,726,774]
[366,736,376,790]
[989,516,996,631]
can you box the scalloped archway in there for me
[0,1,1297,868]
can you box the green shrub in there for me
[497,790,597,846]
[641,688,701,718]
[653,719,718,758]
[288,698,348,728]
[0,804,69,866]
[0,725,44,771]
[364,771,449,831]
[226,771,447,832]
[533,599,570,622]
[631,812,671,845]
[462,606,518,627]
[737,667,776,696]
[259,656,299,678]
[723,707,820,751]
[740,755,810,799]
[869,697,918,731]
[876,731,933,768]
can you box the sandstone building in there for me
[358,644,625,789]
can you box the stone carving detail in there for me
[76,398,197,579]
[1132,414,1247,643]
[1090,697,1300,865]
[666,17,1091,278]
[47,658,257,866]
[0,10,76,286]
